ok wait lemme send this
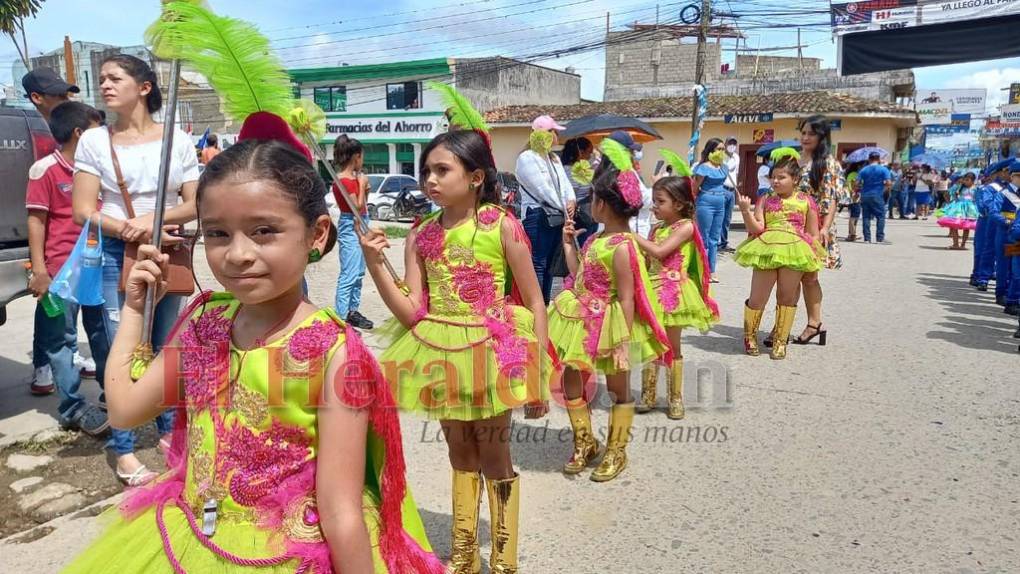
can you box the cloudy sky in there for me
[3,0,1018,110]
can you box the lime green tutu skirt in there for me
[548,290,668,375]
[63,491,391,573]
[378,306,552,421]
[652,278,718,332]
[734,230,824,272]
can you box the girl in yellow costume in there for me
[550,138,673,483]
[735,148,825,360]
[360,84,552,574]
[63,133,443,573]
[634,152,720,419]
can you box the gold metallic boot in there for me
[743,301,765,356]
[666,358,685,420]
[486,474,520,574]
[770,305,797,360]
[449,469,483,573]
[636,365,658,413]
[563,402,602,475]
[591,402,635,483]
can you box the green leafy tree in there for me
[0,0,44,71]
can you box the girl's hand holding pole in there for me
[124,244,168,314]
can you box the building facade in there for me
[289,57,581,175]
[485,91,918,193]
[603,25,915,105]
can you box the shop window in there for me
[314,86,347,112]
[386,81,422,110]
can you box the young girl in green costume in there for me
[360,85,551,574]
[735,148,825,360]
[634,151,720,419]
[549,138,673,483]
[64,130,443,573]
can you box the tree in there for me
[0,0,45,71]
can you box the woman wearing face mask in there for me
[693,138,730,283]
[515,115,576,303]
[720,137,740,253]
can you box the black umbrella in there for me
[558,114,663,143]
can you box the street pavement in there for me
[2,214,1018,573]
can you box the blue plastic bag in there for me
[50,218,105,306]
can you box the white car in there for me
[326,174,430,222]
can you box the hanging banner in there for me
[724,113,773,124]
[917,89,987,114]
[916,101,953,125]
[920,0,1020,26]
[1000,104,1020,124]
[1010,83,1020,105]
[831,0,918,34]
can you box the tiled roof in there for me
[485,91,915,123]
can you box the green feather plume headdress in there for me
[770,147,801,163]
[426,81,496,164]
[427,81,489,134]
[145,1,295,124]
[660,148,693,178]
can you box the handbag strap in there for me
[107,127,137,220]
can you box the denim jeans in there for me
[719,188,735,249]
[906,191,916,216]
[335,213,368,318]
[861,194,886,242]
[523,207,563,303]
[34,301,108,422]
[696,191,728,273]
[101,237,178,455]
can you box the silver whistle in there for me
[201,498,218,537]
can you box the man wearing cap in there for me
[21,68,84,395]
[515,114,576,303]
[22,67,80,121]
[1002,161,1020,315]
[606,130,653,237]
[973,159,1011,291]
[986,159,1020,307]
[720,137,740,253]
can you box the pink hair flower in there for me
[618,171,643,209]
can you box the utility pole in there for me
[797,28,803,73]
[690,0,711,160]
[63,36,76,91]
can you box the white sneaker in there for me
[74,352,97,376]
[30,365,54,395]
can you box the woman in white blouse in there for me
[515,115,576,303]
[72,54,199,486]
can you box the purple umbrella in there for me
[846,146,889,163]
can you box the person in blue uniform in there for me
[973,159,1012,291]
[1004,161,1020,316]
[988,159,1019,307]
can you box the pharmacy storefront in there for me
[290,58,453,176]
[321,112,447,175]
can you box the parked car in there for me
[0,107,57,325]
[366,174,431,221]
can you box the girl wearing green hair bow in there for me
[734,149,826,360]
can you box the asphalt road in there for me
[2,214,1018,573]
